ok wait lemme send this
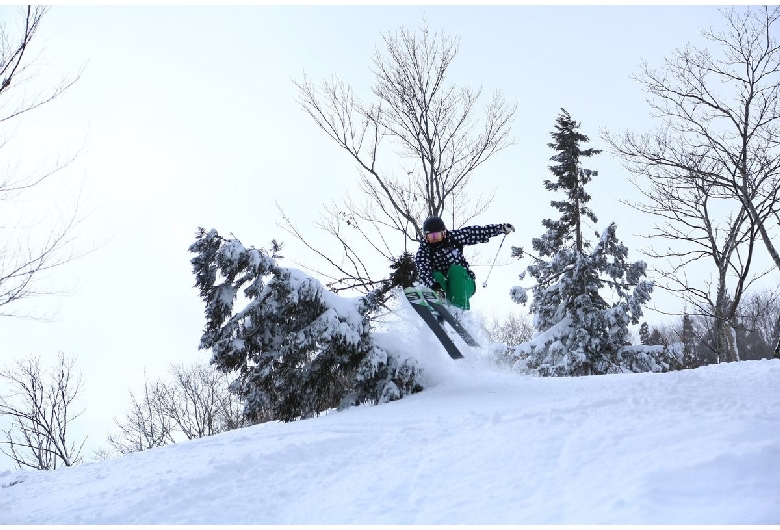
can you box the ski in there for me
[403,287,464,359]
[417,288,481,347]
[428,301,481,347]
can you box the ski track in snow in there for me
[1,358,779,524]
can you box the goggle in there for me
[425,230,445,243]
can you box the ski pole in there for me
[482,233,507,288]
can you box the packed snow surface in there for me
[2,358,779,524]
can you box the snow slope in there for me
[1,355,778,524]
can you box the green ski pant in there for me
[433,264,476,310]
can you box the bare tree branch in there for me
[0,6,87,319]
[604,6,780,362]
[107,361,252,455]
[0,351,85,470]
[289,21,515,293]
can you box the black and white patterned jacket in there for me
[415,224,505,288]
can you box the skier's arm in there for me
[415,245,436,288]
[451,224,509,245]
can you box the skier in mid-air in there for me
[415,215,515,310]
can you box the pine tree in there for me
[540,108,601,255]
[388,252,418,289]
[647,328,666,347]
[639,322,651,345]
[188,228,423,422]
[512,109,661,376]
[680,313,700,368]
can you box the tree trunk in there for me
[775,321,780,360]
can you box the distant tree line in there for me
[104,361,250,457]
[637,288,780,366]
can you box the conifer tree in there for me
[388,252,418,289]
[647,327,666,347]
[639,322,651,345]
[189,228,422,422]
[541,109,601,255]
[512,109,660,376]
[679,313,700,368]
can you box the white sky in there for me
[1,5,773,466]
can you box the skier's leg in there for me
[445,264,476,310]
[432,271,448,291]
[430,271,448,321]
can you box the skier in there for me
[415,215,515,310]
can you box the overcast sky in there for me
[0,5,765,464]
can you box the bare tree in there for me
[610,162,768,362]
[735,288,780,358]
[480,311,534,348]
[290,22,515,292]
[0,5,86,319]
[660,313,709,368]
[162,362,248,439]
[107,373,175,455]
[107,361,251,455]
[0,351,85,470]
[604,6,780,361]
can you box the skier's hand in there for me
[431,281,446,299]
[503,223,515,234]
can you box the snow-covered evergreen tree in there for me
[511,109,672,376]
[189,228,422,422]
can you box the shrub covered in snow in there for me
[189,228,422,422]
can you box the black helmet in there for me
[422,215,446,233]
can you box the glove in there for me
[431,281,446,298]
[503,223,515,234]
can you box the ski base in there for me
[427,300,480,347]
[403,286,480,359]
[408,302,464,359]
[414,287,481,347]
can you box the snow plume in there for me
[188,228,423,423]
[512,223,677,376]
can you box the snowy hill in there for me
[1,357,779,524]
